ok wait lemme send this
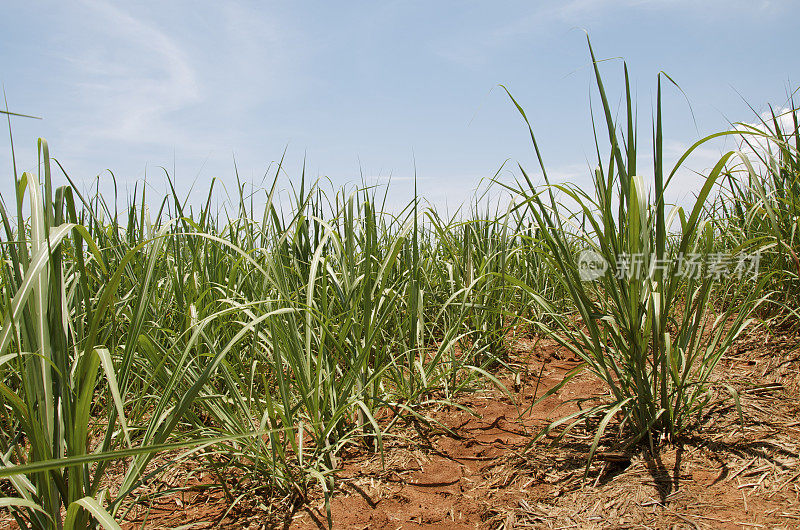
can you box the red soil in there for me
[3,330,800,529]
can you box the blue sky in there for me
[1,1,797,213]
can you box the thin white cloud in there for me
[727,106,798,181]
[434,0,646,68]
[33,0,299,201]
[69,0,201,147]
[434,0,790,68]
[735,106,797,148]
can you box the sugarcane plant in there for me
[501,39,767,467]
[717,102,800,319]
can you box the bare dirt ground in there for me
[285,330,800,529]
[3,326,800,529]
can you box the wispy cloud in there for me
[730,106,799,174]
[434,0,646,68]
[38,0,297,195]
[68,0,201,147]
[434,0,788,68]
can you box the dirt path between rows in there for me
[286,332,800,529]
[3,330,798,529]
